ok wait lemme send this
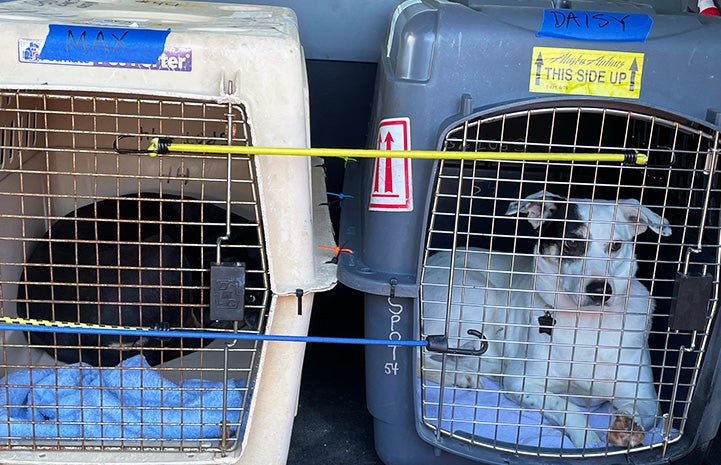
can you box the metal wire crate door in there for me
[0,91,270,453]
[419,107,720,459]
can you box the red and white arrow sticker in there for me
[369,117,413,212]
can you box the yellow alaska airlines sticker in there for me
[529,46,644,99]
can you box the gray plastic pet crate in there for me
[338,1,721,464]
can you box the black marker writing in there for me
[66,29,130,54]
[551,11,630,32]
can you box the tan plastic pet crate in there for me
[0,0,337,463]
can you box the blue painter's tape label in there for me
[537,10,652,42]
[38,24,170,64]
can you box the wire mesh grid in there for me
[419,107,720,458]
[0,90,270,452]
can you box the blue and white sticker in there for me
[537,9,653,42]
[19,38,192,72]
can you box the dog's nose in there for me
[586,280,612,304]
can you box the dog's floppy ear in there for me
[506,190,565,230]
[618,199,672,237]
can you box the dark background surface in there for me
[286,59,383,465]
[286,286,380,465]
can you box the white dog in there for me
[422,190,671,448]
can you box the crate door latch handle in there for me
[425,329,488,356]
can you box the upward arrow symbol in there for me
[629,58,639,92]
[382,132,394,192]
[384,131,394,151]
[535,52,544,86]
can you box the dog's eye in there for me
[609,242,623,253]
[562,240,583,255]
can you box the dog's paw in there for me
[607,414,646,447]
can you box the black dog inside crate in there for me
[16,193,265,367]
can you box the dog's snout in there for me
[586,280,612,304]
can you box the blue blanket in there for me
[420,378,675,449]
[0,355,246,441]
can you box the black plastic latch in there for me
[389,277,398,298]
[669,272,713,332]
[425,329,488,356]
[210,262,246,321]
[296,289,304,315]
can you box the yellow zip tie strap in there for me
[136,137,647,165]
